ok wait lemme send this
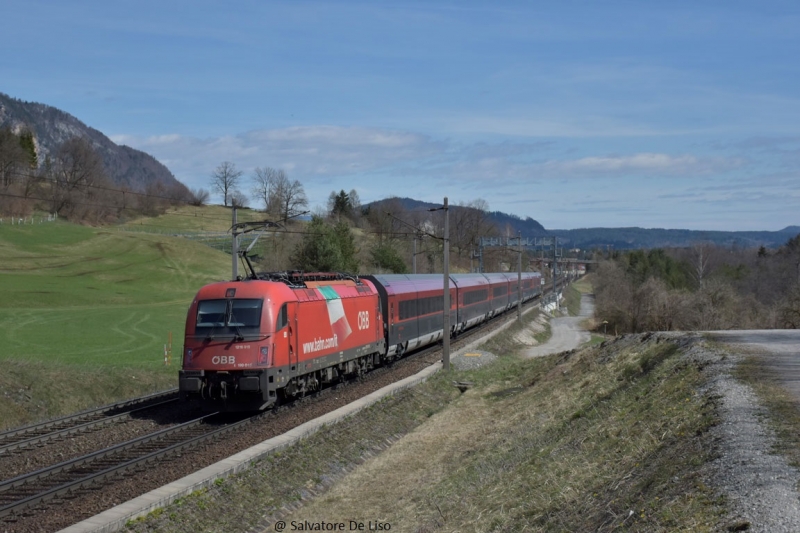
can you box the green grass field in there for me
[0,218,231,428]
[120,205,266,233]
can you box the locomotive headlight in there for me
[259,346,268,365]
[186,348,193,362]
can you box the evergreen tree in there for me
[370,243,408,273]
[291,216,359,273]
[329,189,352,219]
[18,130,37,168]
[332,219,359,272]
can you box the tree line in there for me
[237,194,511,277]
[206,161,518,276]
[1,132,521,277]
[1,128,191,223]
[593,238,800,332]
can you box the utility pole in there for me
[442,197,450,371]
[553,236,558,311]
[231,205,239,280]
[425,199,451,370]
[413,235,417,274]
[517,231,522,321]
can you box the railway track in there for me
[0,410,258,519]
[0,389,178,455]
[0,290,553,532]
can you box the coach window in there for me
[277,303,288,330]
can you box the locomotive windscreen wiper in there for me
[229,309,245,342]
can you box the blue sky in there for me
[3,1,799,231]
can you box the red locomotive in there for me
[179,270,542,411]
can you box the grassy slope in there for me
[128,331,724,532]
[0,219,230,428]
[120,205,266,233]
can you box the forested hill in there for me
[0,92,188,195]
[364,197,548,237]
[550,226,800,250]
[363,197,796,249]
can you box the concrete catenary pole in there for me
[518,231,522,321]
[553,236,558,310]
[442,197,450,371]
[231,205,238,280]
[413,234,417,275]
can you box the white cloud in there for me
[112,125,786,230]
[543,153,744,177]
[121,126,442,178]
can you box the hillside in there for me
[0,92,189,195]
[0,219,231,428]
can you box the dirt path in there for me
[522,294,594,357]
[701,330,800,531]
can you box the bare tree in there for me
[252,167,285,214]
[210,161,243,207]
[51,137,107,216]
[230,189,249,208]
[348,189,362,224]
[365,197,408,243]
[691,242,712,289]
[781,283,800,328]
[189,187,211,206]
[274,174,308,221]
[449,199,496,262]
[0,128,27,190]
[139,180,168,216]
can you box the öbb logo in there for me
[357,311,370,330]
[212,356,236,365]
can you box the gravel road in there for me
[702,330,800,532]
[522,294,593,357]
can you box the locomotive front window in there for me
[197,300,227,327]
[230,299,262,327]
[196,299,263,337]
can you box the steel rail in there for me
[0,397,180,456]
[0,410,255,519]
[0,389,179,452]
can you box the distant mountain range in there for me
[366,197,799,250]
[2,92,795,251]
[0,92,188,195]
[550,226,800,250]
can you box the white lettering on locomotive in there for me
[302,334,339,354]
[211,355,236,365]
[357,311,370,330]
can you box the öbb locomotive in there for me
[179,270,542,410]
